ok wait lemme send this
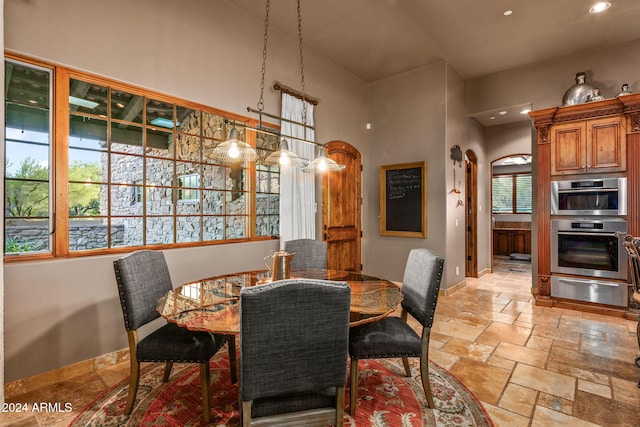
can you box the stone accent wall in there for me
[6,222,124,251]
[102,111,255,245]
[7,111,278,252]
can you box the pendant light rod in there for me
[273,82,318,105]
[225,118,323,148]
[246,107,315,130]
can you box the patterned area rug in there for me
[71,351,492,426]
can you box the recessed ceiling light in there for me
[503,10,513,16]
[489,116,496,120]
[520,109,531,115]
[589,2,611,13]
[498,111,508,116]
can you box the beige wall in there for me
[444,63,490,285]
[467,38,640,114]
[3,0,369,381]
[365,61,492,286]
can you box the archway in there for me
[490,154,533,269]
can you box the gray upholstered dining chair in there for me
[239,279,351,427]
[284,238,328,270]
[113,250,237,422]
[348,248,444,415]
[616,232,640,386]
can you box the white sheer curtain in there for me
[279,92,316,248]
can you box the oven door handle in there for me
[557,277,621,287]
[556,231,618,237]
[557,188,617,194]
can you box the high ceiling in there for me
[229,1,640,126]
[230,0,640,83]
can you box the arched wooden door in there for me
[322,141,362,272]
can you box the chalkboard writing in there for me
[380,162,427,238]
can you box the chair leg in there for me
[636,321,640,388]
[241,400,252,427]
[200,363,212,422]
[228,335,238,383]
[336,385,345,427]
[162,362,173,382]
[402,357,412,377]
[420,327,435,408]
[420,351,434,408]
[124,359,140,415]
[349,358,359,416]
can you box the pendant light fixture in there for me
[210,125,257,164]
[262,139,308,168]
[303,146,346,173]
[246,0,345,172]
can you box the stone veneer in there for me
[6,111,279,252]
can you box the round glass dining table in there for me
[157,269,403,335]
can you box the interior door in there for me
[322,141,362,272]
[465,151,478,277]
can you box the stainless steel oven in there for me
[551,218,627,280]
[551,177,626,216]
[551,218,628,306]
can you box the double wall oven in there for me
[550,177,628,307]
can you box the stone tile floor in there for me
[1,257,639,426]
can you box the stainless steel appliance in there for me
[550,218,628,306]
[551,276,628,307]
[551,177,627,216]
[551,218,627,280]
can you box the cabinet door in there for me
[512,230,531,255]
[551,122,586,175]
[587,116,626,173]
[493,231,511,256]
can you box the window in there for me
[255,132,280,237]
[4,55,279,259]
[177,174,200,202]
[4,59,53,255]
[492,174,532,214]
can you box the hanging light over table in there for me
[210,126,257,164]
[246,0,345,172]
[303,146,345,173]
[262,139,308,168]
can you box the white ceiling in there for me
[228,0,640,125]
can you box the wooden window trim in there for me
[4,52,279,263]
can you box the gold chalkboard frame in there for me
[379,161,427,238]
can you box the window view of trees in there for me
[492,174,532,214]
[4,55,280,259]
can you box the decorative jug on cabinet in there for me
[264,250,295,281]
[562,72,594,106]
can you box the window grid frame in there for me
[4,53,276,262]
[492,172,532,215]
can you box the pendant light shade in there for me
[210,127,257,164]
[302,146,345,173]
[262,139,308,168]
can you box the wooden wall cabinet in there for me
[493,229,531,256]
[529,95,640,319]
[551,116,626,176]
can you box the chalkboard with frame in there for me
[379,161,427,238]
